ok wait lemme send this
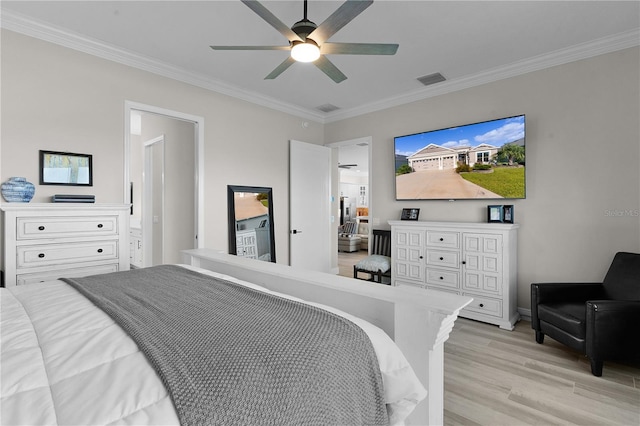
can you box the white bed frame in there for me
[182,249,473,425]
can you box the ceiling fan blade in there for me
[314,56,347,83]
[241,0,302,42]
[321,42,398,55]
[265,57,296,80]
[308,0,373,45]
[211,45,291,51]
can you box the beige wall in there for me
[2,29,639,313]
[325,47,640,311]
[0,30,324,264]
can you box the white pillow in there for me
[356,255,391,273]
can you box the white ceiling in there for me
[338,142,369,176]
[2,1,639,124]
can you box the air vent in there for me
[316,103,340,113]
[417,72,446,86]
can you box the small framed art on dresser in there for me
[401,208,420,221]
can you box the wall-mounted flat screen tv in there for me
[395,114,525,200]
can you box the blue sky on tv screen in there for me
[395,115,525,157]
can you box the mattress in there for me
[1,264,426,425]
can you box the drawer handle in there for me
[462,261,466,265]
[419,255,424,259]
[439,237,444,241]
[439,276,444,280]
[97,248,103,253]
[479,303,484,308]
[439,257,444,261]
[38,253,45,258]
[97,224,104,228]
[38,226,45,231]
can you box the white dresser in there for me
[1,204,130,287]
[389,220,519,330]
[236,228,258,259]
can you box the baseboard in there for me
[518,307,532,322]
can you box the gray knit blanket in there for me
[63,265,388,426]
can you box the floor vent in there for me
[417,72,446,86]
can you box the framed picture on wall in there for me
[40,150,93,186]
[401,208,420,221]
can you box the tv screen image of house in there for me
[394,114,525,200]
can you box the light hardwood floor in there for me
[338,249,368,279]
[336,259,640,425]
[445,318,640,426]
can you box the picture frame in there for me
[401,208,420,221]
[487,205,504,223]
[503,205,514,223]
[39,150,93,186]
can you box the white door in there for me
[289,140,332,272]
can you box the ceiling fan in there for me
[210,0,398,83]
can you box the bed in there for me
[1,250,472,425]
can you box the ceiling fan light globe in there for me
[291,41,320,62]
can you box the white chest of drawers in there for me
[1,204,130,287]
[389,220,519,330]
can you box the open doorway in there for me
[124,102,204,267]
[326,137,372,278]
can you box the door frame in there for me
[124,101,205,249]
[143,135,164,266]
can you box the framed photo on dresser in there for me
[401,208,420,221]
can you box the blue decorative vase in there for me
[1,177,35,202]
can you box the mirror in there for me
[39,150,93,186]
[228,185,276,263]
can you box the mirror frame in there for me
[39,150,93,186]
[227,185,276,263]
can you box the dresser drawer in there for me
[17,240,118,268]
[426,249,460,268]
[426,231,460,249]
[426,268,460,289]
[462,293,502,317]
[16,263,119,285]
[17,216,118,240]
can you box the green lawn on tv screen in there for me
[461,167,525,198]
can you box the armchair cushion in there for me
[537,302,586,338]
[357,222,369,236]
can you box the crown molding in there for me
[326,28,640,123]
[2,10,638,124]
[0,10,326,123]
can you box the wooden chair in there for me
[353,230,392,284]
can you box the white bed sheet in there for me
[1,265,426,425]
